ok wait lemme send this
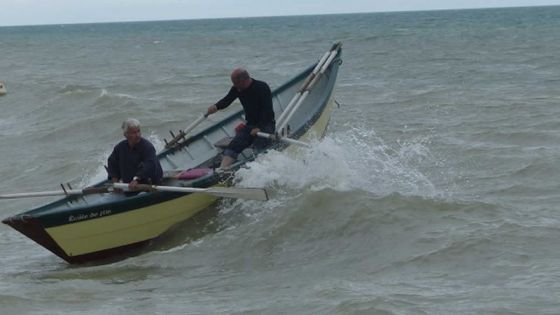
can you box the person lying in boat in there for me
[206,68,275,169]
[107,118,163,191]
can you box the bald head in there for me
[231,68,252,91]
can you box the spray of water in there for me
[235,123,439,199]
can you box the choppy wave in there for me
[94,88,140,108]
[58,84,99,95]
[3,7,560,314]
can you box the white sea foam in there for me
[235,124,439,199]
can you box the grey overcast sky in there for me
[1,0,560,26]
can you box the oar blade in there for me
[206,187,269,201]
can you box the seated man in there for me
[206,68,275,169]
[107,118,163,190]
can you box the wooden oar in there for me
[276,44,336,127]
[256,131,311,148]
[277,42,341,132]
[183,113,209,136]
[113,183,269,201]
[0,187,109,199]
[166,113,209,148]
[0,183,268,201]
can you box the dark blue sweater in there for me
[215,79,275,129]
[107,138,163,184]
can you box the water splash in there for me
[235,124,439,198]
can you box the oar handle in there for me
[112,182,150,192]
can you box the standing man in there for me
[207,68,275,169]
[107,118,163,190]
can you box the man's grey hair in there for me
[233,68,250,81]
[122,118,141,131]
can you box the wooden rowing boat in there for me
[2,43,343,264]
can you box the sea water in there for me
[1,6,560,314]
